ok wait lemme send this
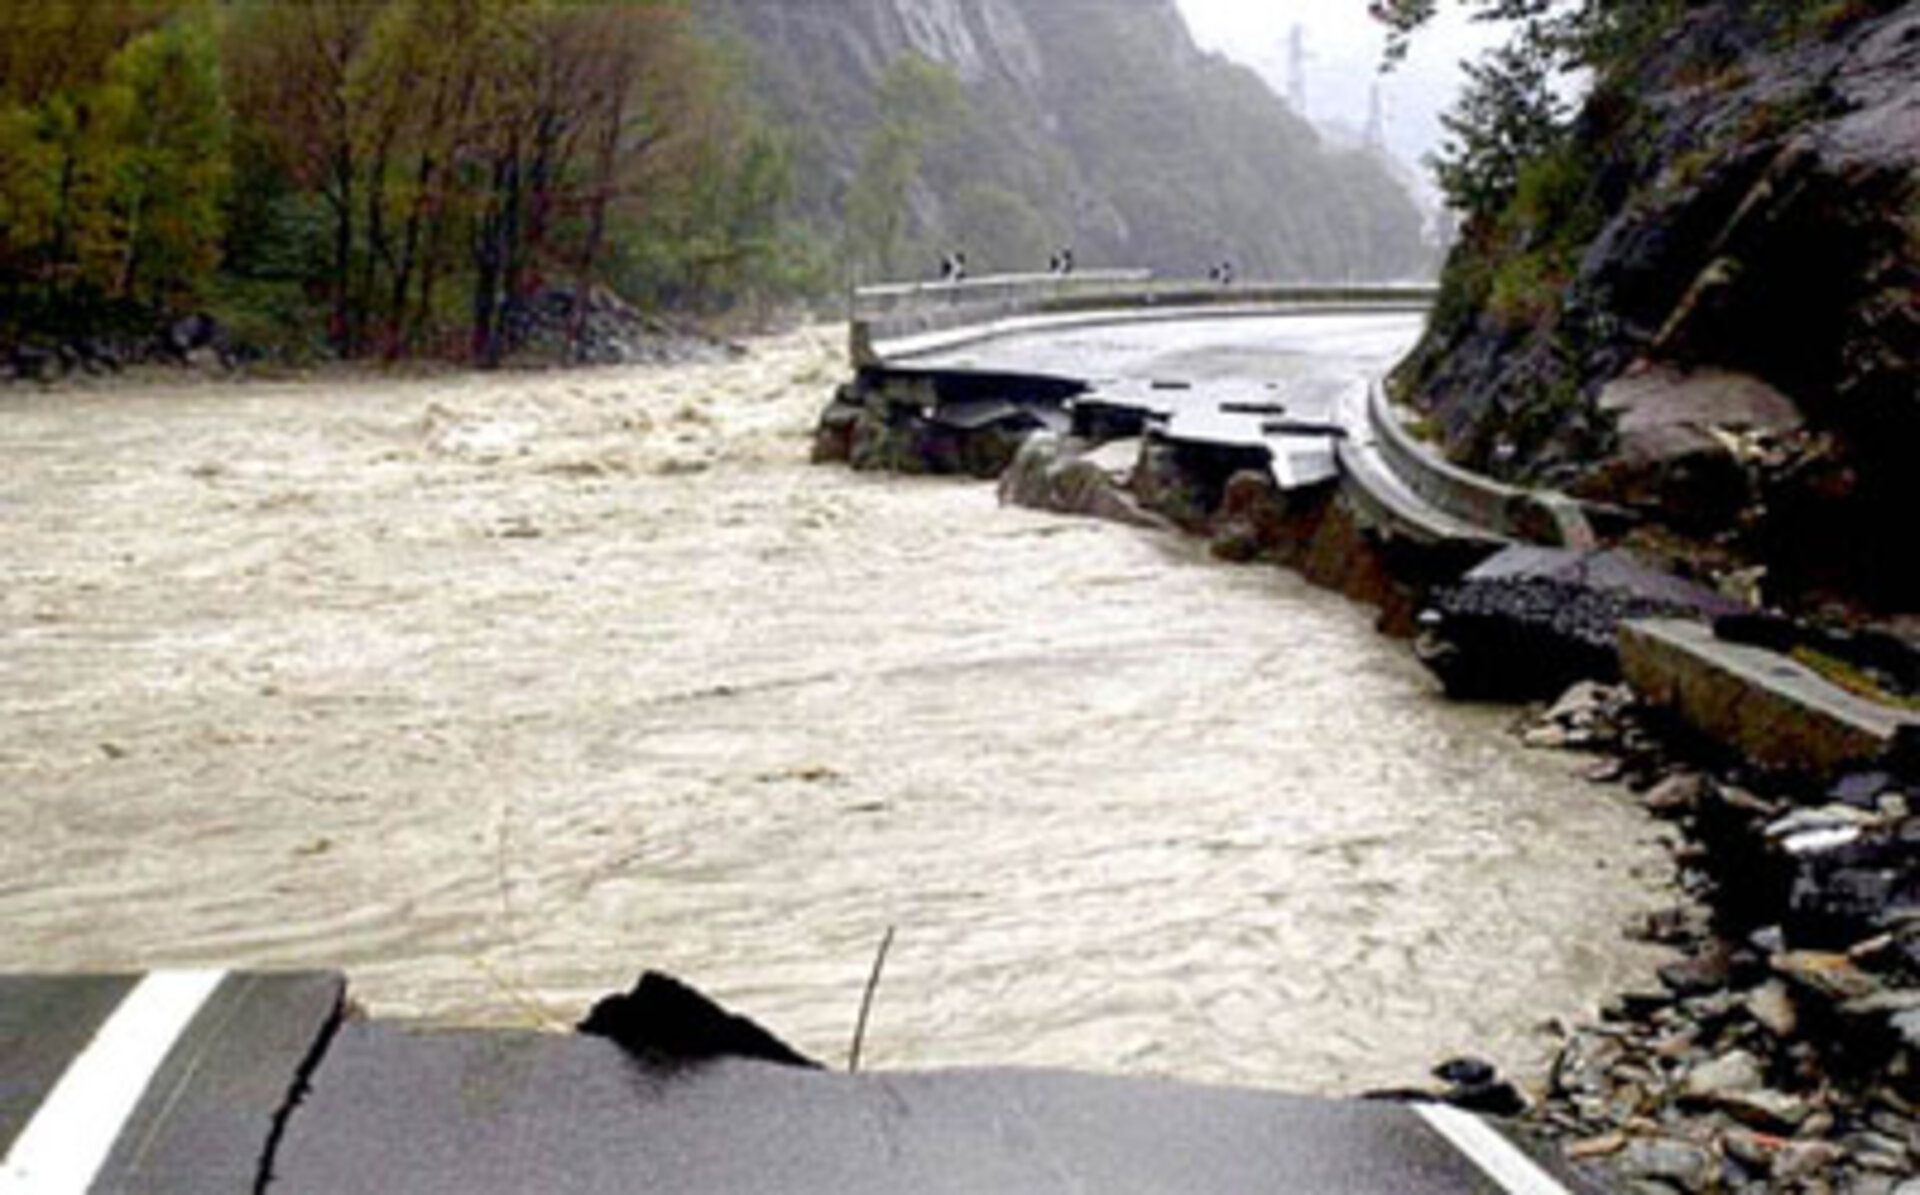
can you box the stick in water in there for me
[848,925,896,1073]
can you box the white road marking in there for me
[0,971,225,1195]
[1415,1102,1574,1195]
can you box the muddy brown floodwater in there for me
[0,324,1674,1094]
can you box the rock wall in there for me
[1395,2,1919,615]
[709,0,1435,283]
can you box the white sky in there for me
[1173,0,1507,197]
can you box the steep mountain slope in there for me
[1394,2,1918,614]
[709,0,1434,282]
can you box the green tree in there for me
[949,183,1052,275]
[1430,39,1565,216]
[93,8,232,305]
[847,53,965,281]
[0,106,66,291]
[0,1,194,318]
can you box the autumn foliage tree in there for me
[2,0,814,363]
[0,1,229,320]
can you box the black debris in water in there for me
[578,972,822,1071]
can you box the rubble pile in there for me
[3,314,237,382]
[1416,549,1746,701]
[1519,685,1920,1194]
[500,287,735,368]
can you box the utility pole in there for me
[1365,82,1388,154]
[1287,24,1310,118]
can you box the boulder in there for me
[1681,1049,1763,1099]
[9,343,63,383]
[998,433,1169,530]
[1746,981,1799,1039]
[1579,367,1803,534]
[997,430,1064,510]
[1130,439,1216,532]
[1773,951,1881,1004]
[166,312,222,356]
[1210,471,1292,563]
[812,392,863,464]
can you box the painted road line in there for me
[0,971,225,1195]
[1414,1103,1574,1195]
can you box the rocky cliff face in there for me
[710,0,1434,282]
[1395,2,1919,616]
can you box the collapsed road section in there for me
[0,969,1591,1194]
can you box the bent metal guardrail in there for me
[850,272,1441,367]
[1363,383,1597,550]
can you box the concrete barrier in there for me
[1621,618,1919,779]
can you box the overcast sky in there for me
[1173,0,1506,199]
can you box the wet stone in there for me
[1620,1137,1718,1192]
[1647,773,1709,815]
[1851,1136,1914,1172]
[1683,1050,1764,1099]
[1718,1088,1812,1131]
[1774,1140,1844,1181]
[1835,772,1901,809]
[1721,1130,1778,1171]
[1894,1009,1920,1049]
[1660,950,1732,997]
[1774,952,1882,1003]
[1567,1131,1629,1160]
[1746,981,1799,1039]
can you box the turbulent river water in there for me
[0,318,1674,1094]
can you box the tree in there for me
[847,54,965,282]
[1430,38,1565,216]
[0,1,226,319]
[3,0,815,358]
[224,0,382,351]
[94,9,232,305]
[949,183,1051,274]
[1366,1,1594,220]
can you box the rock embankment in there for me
[2,312,240,382]
[1514,684,1920,1195]
[814,377,1435,633]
